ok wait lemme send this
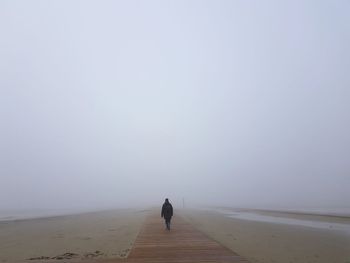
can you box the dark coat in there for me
[161,201,173,220]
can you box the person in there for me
[161,198,173,230]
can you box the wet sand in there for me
[0,209,147,263]
[181,209,350,263]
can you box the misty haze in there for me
[1,1,349,263]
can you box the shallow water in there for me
[223,211,350,234]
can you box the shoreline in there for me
[210,206,350,218]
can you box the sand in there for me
[2,207,350,263]
[0,209,147,263]
[180,209,350,263]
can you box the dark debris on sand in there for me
[51,252,79,260]
[83,250,104,258]
[28,251,104,261]
[27,256,51,260]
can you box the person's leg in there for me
[168,218,171,230]
[165,218,170,230]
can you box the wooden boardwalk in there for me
[125,212,249,263]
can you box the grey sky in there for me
[1,0,349,210]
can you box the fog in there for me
[1,0,349,212]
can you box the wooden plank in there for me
[125,212,249,263]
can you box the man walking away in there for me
[161,198,173,230]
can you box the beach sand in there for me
[2,207,350,263]
[181,209,350,263]
[0,209,147,263]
